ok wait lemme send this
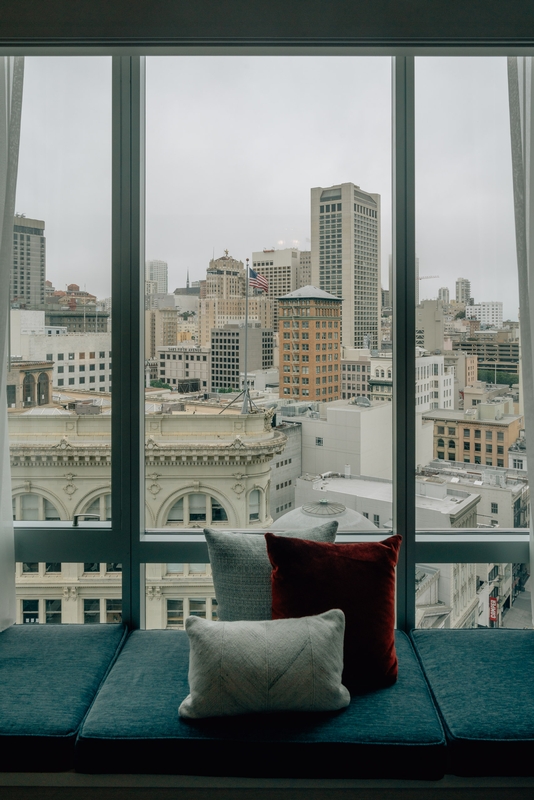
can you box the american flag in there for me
[249,268,268,293]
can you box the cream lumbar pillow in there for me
[204,522,337,621]
[178,609,350,719]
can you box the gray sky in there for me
[15,55,518,319]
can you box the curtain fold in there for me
[508,57,534,625]
[0,57,24,630]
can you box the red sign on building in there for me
[489,596,498,622]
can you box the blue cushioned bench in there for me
[411,629,534,777]
[75,629,446,780]
[0,623,127,772]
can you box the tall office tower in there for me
[251,248,299,327]
[311,183,380,349]
[11,215,46,307]
[146,259,168,294]
[278,286,342,402]
[297,251,311,287]
[198,252,272,345]
[456,277,472,305]
[438,286,450,305]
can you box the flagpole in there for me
[241,259,250,413]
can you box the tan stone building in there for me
[278,286,342,402]
[6,359,53,409]
[198,253,273,345]
[424,398,524,467]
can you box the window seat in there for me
[2,624,534,793]
[75,629,446,780]
[0,623,127,771]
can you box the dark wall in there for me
[1,0,534,46]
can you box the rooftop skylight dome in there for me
[271,498,378,532]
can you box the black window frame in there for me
[6,1,533,632]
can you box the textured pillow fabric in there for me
[266,533,402,694]
[178,609,350,719]
[204,523,337,621]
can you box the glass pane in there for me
[45,599,62,624]
[9,55,112,537]
[414,57,531,628]
[144,56,392,544]
[145,564,216,630]
[17,563,121,623]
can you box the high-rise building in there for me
[146,259,169,294]
[198,253,272,345]
[438,287,450,305]
[297,250,311,287]
[456,277,472,305]
[311,183,380,349]
[11,215,46,307]
[278,286,342,402]
[251,248,299,327]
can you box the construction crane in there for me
[418,275,439,280]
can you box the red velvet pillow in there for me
[265,533,402,694]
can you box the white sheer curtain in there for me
[508,56,534,625]
[0,57,24,630]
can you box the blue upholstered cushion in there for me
[0,623,126,772]
[411,629,534,777]
[76,629,446,779]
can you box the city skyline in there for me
[13,56,520,319]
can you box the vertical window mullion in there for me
[112,56,145,629]
[393,56,416,631]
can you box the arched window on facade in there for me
[437,438,445,448]
[448,440,456,449]
[22,373,36,407]
[37,372,50,405]
[12,494,61,521]
[166,494,229,527]
[85,494,111,521]
[249,489,260,522]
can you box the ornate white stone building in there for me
[11,403,287,627]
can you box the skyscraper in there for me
[455,277,472,305]
[311,183,381,349]
[146,259,168,294]
[11,215,46,307]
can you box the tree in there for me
[477,369,518,387]
[150,379,172,390]
[454,310,465,320]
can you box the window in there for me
[491,503,498,515]
[84,599,101,624]
[45,599,62,624]
[9,42,530,655]
[22,599,39,624]
[167,599,184,629]
[315,437,323,446]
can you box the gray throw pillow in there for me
[205,522,337,621]
[178,609,350,719]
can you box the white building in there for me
[10,309,112,392]
[157,344,211,392]
[438,287,450,305]
[466,301,504,329]
[146,259,169,294]
[283,398,433,482]
[365,349,454,411]
[311,183,381,350]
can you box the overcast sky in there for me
[15,55,518,319]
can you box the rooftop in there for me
[278,285,342,301]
